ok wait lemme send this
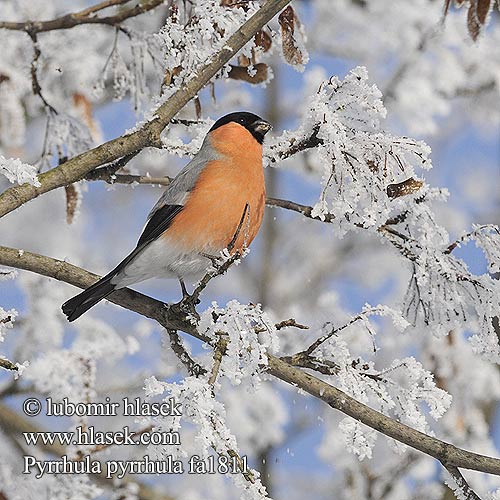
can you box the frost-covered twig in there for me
[267,196,336,222]
[0,357,18,372]
[208,333,228,386]
[303,312,371,355]
[3,245,500,479]
[166,328,207,377]
[445,224,500,255]
[0,0,165,34]
[0,0,293,218]
[443,464,481,500]
[87,173,172,186]
[266,124,322,163]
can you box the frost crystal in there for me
[146,376,270,499]
[268,67,432,234]
[199,300,279,386]
[473,224,500,274]
[0,155,40,186]
[339,418,377,460]
[0,306,17,343]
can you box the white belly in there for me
[110,237,213,289]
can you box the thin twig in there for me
[84,150,141,182]
[443,464,482,500]
[28,31,57,114]
[0,358,18,372]
[166,329,207,377]
[254,318,309,334]
[208,334,228,385]
[0,0,165,34]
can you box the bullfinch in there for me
[62,111,271,322]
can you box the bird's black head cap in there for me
[209,111,271,144]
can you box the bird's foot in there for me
[171,278,200,318]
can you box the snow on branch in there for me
[199,300,279,386]
[144,375,270,499]
[0,306,16,343]
[0,155,40,187]
[268,67,431,234]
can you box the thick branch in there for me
[267,356,500,476]
[0,0,293,219]
[2,245,500,477]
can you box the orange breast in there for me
[164,123,266,254]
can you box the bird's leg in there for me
[175,278,200,318]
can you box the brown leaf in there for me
[0,74,10,85]
[163,65,182,88]
[467,1,481,40]
[366,159,378,173]
[467,0,491,40]
[194,96,201,119]
[210,82,216,104]
[278,6,304,66]
[65,184,80,225]
[254,30,272,52]
[169,3,178,22]
[73,93,99,141]
[387,178,423,199]
[228,63,269,84]
[477,0,491,24]
[238,54,252,67]
[221,0,250,9]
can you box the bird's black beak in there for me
[252,119,272,136]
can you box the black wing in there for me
[136,204,184,247]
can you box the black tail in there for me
[62,276,116,322]
[61,204,184,322]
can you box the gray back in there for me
[147,135,222,220]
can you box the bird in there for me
[62,111,271,322]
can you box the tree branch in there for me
[2,245,500,478]
[0,358,18,372]
[0,0,293,219]
[0,0,165,34]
